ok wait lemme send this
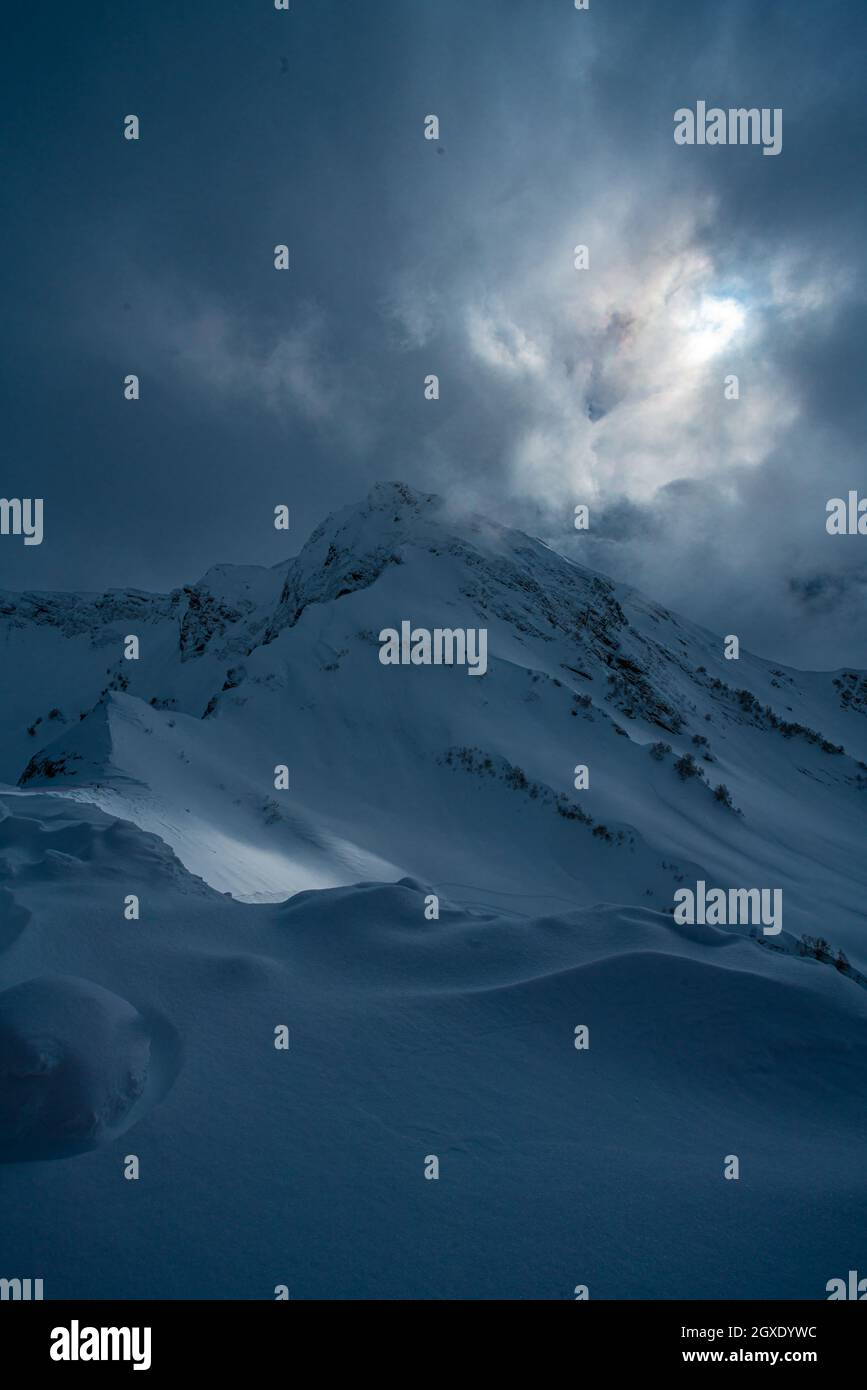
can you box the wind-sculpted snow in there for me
[0,975,180,1161]
[1,806,865,1296]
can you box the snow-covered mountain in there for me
[1,481,866,1299]
[4,481,867,944]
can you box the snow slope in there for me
[1,482,866,1298]
[1,791,865,1299]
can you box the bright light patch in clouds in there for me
[451,212,788,508]
[672,294,746,364]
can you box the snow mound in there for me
[0,975,180,1161]
[0,887,31,950]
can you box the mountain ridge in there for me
[3,481,867,956]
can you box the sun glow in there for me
[675,294,746,364]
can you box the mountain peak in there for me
[266,480,451,635]
[303,479,446,553]
[363,480,440,513]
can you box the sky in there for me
[1,0,865,668]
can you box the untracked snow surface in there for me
[1,483,866,1298]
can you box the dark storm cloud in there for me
[1,0,864,667]
[789,572,867,613]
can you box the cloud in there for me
[3,0,865,667]
[82,268,381,455]
[166,303,336,423]
[364,1,867,667]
